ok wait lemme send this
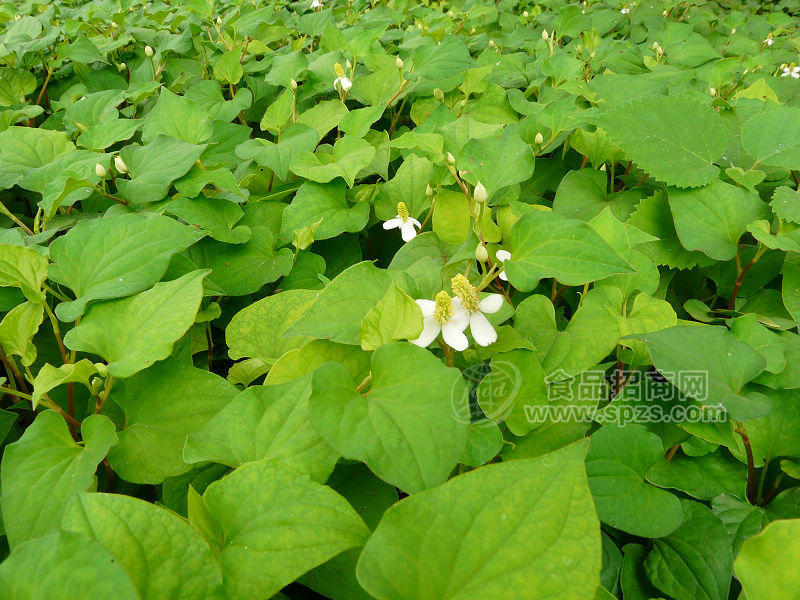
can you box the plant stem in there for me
[42,301,68,363]
[95,376,115,413]
[729,246,765,309]
[0,200,34,235]
[735,422,758,504]
[35,65,54,107]
[356,373,372,392]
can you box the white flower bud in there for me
[576,44,583,53]
[216,16,222,25]
[433,88,444,101]
[396,56,403,69]
[523,10,529,17]
[475,244,489,262]
[731,28,736,34]
[470,27,476,34]
[709,86,716,96]
[542,29,549,41]
[447,152,456,165]
[114,155,128,174]
[346,59,352,70]
[118,62,127,71]
[290,78,297,90]
[145,45,154,57]
[534,132,545,145]
[95,163,107,178]
[473,181,488,203]
[426,184,434,198]
[488,39,496,48]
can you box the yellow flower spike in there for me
[451,274,479,313]
[334,63,345,78]
[433,290,454,324]
[397,201,410,221]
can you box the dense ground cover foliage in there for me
[1,0,800,597]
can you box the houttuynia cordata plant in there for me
[0,0,799,598]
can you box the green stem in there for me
[0,200,33,235]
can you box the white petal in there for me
[449,301,470,329]
[470,312,497,347]
[408,217,422,228]
[383,218,402,230]
[794,73,800,79]
[479,294,504,314]
[411,316,440,348]
[400,221,418,242]
[498,270,509,282]
[416,299,436,318]
[442,321,469,351]
[496,249,512,262]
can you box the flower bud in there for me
[447,10,454,17]
[488,39,496,48]
[731,28,736,34]
[145,45,154,57]
[447,152,456,165]
[470,27,476,34]
[473,181,487,203]
[90,377,104,392]
[652,41,659,49]
[290,78,297,91]
[346,59,352,70]
[94,363,108,378]
[118,62,127,71]
[433,87,444,101]
[542,29,549,41]
[475,243,489,262]
[216,16,222,25]
[114,155,128,174]
[95,163,107,178]
[396,56,403,70]
[709,86,716,96]
[534,132,545,145]
[426,184,434,198]
[576,44,583,54]
[523,10,529,17]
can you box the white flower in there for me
[764,37,774,46]
[334,76,352,91]
[310,0,323,8]
[496,249,511,281]
[383,202,421,242]
[451,274,503,347]
[781,66,800,78]
[473,181,487,203]
[114,155,128,174]
[412,291,469,351]
[620,7,630,14]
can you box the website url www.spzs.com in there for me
[523,403,726,424]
